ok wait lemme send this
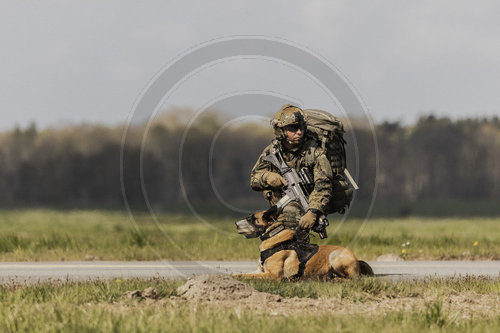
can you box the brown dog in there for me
[234,211,373,280]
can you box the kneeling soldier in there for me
[250,104,334,243]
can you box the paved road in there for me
[0,261,499,283]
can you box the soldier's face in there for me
[284,123,304,145]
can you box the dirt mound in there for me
[173,275,425,316]
[176,274,280,302]
[173,275,499,318]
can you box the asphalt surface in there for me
[0,261,499,283]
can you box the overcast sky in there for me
[1,0,499,130]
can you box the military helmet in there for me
[270,104,306,139]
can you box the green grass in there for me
[0,277,499,332]
[0,209,498,261]
[243,275,500,299]
[0,278,182,305]
[3,303,499,333]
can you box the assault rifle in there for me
[263,146,330,239]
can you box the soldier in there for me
[250,104,333,243]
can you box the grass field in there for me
[0,209,498,261]
[1,209,499,332]
[0,277,498,332]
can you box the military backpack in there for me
[303,109,355,214]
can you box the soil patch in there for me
[172,274,499,318]
[176,274,280,302]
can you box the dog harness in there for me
[260,236,319,278]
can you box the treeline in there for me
[1,111,499,212]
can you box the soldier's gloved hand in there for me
[299,210,317,229]
[263,172,287,188]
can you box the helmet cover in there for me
[271,104,305,139]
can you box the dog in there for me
[234,210,373,280]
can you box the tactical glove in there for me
[299,210,317,229]
[263,172,287,188]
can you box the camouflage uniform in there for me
[250,137,333,240]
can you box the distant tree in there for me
[0,110,498,209]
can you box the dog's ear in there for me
[262,205,278,222]
[251,212,266,227]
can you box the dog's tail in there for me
[358,260,374,276]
